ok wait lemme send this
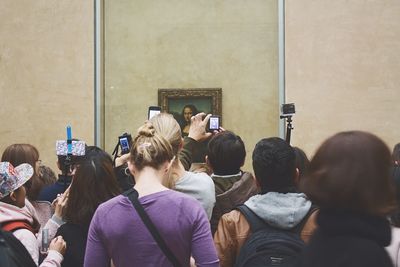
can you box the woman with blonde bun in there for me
[84,123,219,267]
[149,112,215,220]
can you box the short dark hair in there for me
[207,131,246,175]
[64,146,120,228]
[301,131,396,216]
[252,137,296,193]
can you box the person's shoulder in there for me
[222,209,243,222]
[163,189,197,201]
[186,171,213,184]
[96,194,126,214]
[37,184,61,201]
[240,171,255,180]
[57,223,86,238]
[162,190,205,209]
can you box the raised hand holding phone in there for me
[188,113,212,142]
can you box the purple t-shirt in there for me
[84,190,219,267]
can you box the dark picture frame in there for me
[158,88,222,130]
[158,88,222,163]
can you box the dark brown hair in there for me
[252,137,296,193]
[64,146,120,227]
[39,165,57,186]
[300,131,396,216]
[207,131,246,175]
[1,144,42,201]
[130,122,174,171]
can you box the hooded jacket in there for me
[213,192,318,267]
[210,171,259,234]
[0,200,64,266]
[297,209,393,267]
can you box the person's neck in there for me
[170,160,186,182]
[134,166,169,198]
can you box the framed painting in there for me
[158,88,222,163]
[158,88,222,136]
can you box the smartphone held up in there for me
[207,115,220,132]
[148,106,161,120]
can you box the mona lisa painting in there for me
[158,88,222,137]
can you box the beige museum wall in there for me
[285,0,400,157]
[104,0,280,171]
[0,1,94,172]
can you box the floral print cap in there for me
[0,162,34,199]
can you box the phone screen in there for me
[209,116,220,130]
[119,137,130,152]
[148,106,161,120]
[149,109,160,119]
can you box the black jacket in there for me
[56,223,88,267]
[297,209,393,267]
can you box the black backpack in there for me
[0,229,37,267]
[234,205,314,267]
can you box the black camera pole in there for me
[280,115,294,145]
[285,116,293,144]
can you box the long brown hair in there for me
[1,144,43,201]
[64,146,120,228]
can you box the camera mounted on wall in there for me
[112,132,133,165]
[280,103,296,144]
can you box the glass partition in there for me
[101,0,281,170]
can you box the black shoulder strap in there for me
[237,205,274,233]
[123,188,182,267]
[293,204,319,233]
[237,204,319,234]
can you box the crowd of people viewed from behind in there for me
[1,112,400,267]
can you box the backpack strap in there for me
[292,204,319,233]
[237,204,319,234]
[236,205,274,233]
[2,221,35,234]
[0,229,37,267]
[123,188,182,267]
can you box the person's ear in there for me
[179,138,184,151]
[293,168,300,187]
[254,175,261,190]
[165,156,176,173]
[127,160,136,176]
[9,191,17,202]
[56,161,61,171]
[205,155,212,169]
[240,156,246,168]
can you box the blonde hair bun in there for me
[137,122,156,137]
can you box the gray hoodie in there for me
[244,192,312,230]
